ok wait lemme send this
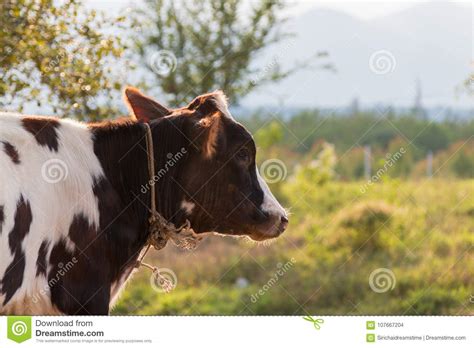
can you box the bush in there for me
[332,201,396,251]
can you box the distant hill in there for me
[242,1,472,109]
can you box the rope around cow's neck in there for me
[135,122,202,292]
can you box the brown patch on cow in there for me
[48,239,83,313]
[1,195,32,305]
[22,117,60,152]
[48,236,110,314]
[8,195,32,254]
[1,251,26,305]
[91,176,123,231]
[2,141,20,164]
[68,214,97,251]
[36,241,50,278]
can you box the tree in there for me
[0,0,127,120]
[134,0,327,106]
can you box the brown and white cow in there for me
[0,88,288,315]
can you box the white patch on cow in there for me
[180,199,195,215]
[256,165,287,217]
[0,112,104,314]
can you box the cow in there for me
[0,87,288,315]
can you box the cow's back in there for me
[0,112,104,314]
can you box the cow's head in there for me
[124,87,288,241]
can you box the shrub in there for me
[333,201,396,251]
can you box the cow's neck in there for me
[90,118,187,282]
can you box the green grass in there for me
[112,179,474,315]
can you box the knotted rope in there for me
[135,123,202,292]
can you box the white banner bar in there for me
[0,316,472,347]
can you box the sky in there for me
[286,0,417,18]
[85,0,468,19]
[83,0,473,109]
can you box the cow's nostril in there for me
[277,215,289,235]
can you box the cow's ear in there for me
[123,87,171,122]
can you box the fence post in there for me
[427,151,433,177]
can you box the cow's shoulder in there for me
[0,112,110,314]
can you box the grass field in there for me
[112,179,474,315]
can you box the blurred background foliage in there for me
[0,0,127,119]
[0,0,472,315]
[133,0,330,106]
[113,178,473,315]
[135,0,286,105]
[245,110,474,180]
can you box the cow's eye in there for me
[236,148,250,164]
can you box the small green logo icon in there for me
[303,315,324,330]
[366,333,376,343]
[366,321,376,330]
[7,316,32,343]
